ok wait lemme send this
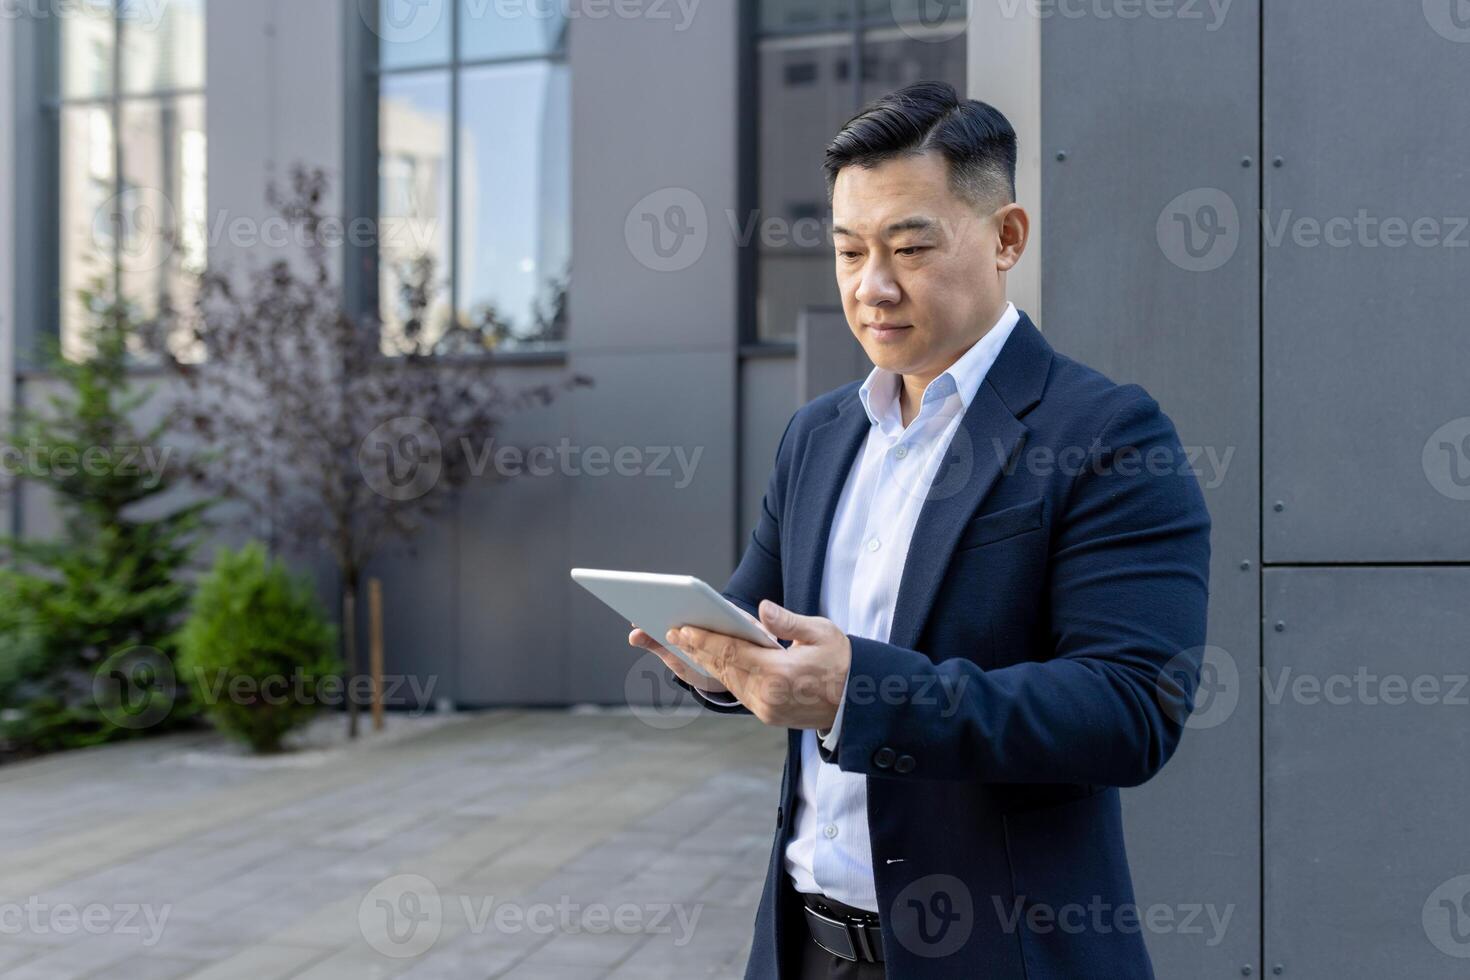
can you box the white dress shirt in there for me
[783,302,1020,911]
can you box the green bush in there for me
[176,542,341,753]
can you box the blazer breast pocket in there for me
[955,495,1044,552]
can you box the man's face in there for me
[831,151,1015,379]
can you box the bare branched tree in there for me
[162,165,591,736]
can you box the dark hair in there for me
[822,81,1017,210]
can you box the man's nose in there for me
[855,264,900,306]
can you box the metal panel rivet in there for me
[1056,151,1068,162]
[1240,560,1252,571]
[1242,156,1253,168]
[1273,157,1285,168]
[1275,621,1286,632]
[1273,501,1285,512]
[1273,966,1284,976]
[1241,967,1253,977]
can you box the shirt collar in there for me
[857,301,1021,433]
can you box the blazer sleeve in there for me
[818,387,1212,787]
[671,412,799,715]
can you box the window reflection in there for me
[459,0,567,61]
[753,0,968,342]
[457,62,570,349]
[374,0,571,355]
[59,1,114,99]
[379,73,454,354]
[54,1,207,360]
[122,0,205,94]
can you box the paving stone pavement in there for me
[0,709,784,979]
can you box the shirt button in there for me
[894,445,908,458]
[866,538,881,552]
[824,824,839,839]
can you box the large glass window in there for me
[372,0,570,355]
[752,0,967,342]
[51,0,206,360]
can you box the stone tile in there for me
[176,943,329,980]
[86,953,206,980]
[0,712,783,978]
[0,943,38,970]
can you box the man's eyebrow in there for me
[831,217,939,238]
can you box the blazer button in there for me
[894,754,916,774]
[873,747,896,769]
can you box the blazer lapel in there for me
[885,384,1026,652]
[785,312,1055,646]
[888,313,1054,652]
[787,394,871,619]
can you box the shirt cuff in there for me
[818,673,849,751]
[693,685,742,709]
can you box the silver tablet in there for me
[571,568,781,678]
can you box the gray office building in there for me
[3,1,1468,975]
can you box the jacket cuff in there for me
[815,671,848,761]
[827,634,932,777]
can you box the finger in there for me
[758,599,828,644]
[652,643,718,690]
[670,625,767,692]
[629,627,665,653]
[633,628,727,693]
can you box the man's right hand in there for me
[628,624,733,695]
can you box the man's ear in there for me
[995,203,1029,272]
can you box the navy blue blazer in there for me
[685,312,1211,978]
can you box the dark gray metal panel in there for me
[1264,568,1470,978]
[1263,1,1470,562]
[739,353,797,545]
[454,370,576,706]
[567,2,741,353]
[556,3,743,701]
[1041,4,1262,975]
[797,306,869,405]
[564,349,737,704]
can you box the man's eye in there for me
[896,246,926,256]
[837,250,861,260]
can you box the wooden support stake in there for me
[369,577,385,732]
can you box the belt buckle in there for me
[849,918,877,962]
[806,903,877,963]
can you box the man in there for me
[629,81,1210,979]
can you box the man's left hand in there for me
[667,599,850,729]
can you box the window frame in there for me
[36,3,207,358]
[348,1,572,358]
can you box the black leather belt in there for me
[802,893,884,963]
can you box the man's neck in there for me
[896,303,1008,428]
